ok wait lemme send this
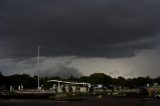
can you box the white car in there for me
[155,94,160,99]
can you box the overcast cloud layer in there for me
[1,0,160,77]
[0,0,160,58]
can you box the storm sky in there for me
[0,0,160,78]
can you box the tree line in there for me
[0,72,160,90]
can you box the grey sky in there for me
[0,0,160,78]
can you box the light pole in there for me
[37,46,40,90]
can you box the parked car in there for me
[154,93,160,99]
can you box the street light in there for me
[37,46,40,90]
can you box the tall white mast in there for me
[37,46,40,90]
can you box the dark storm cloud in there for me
[0,0,160,58]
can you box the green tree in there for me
[61,85,66,93]
[68,84,73,93]
[89,73,112,85]
[79,76,90,82]
[0,71,4,86]
[116,76,126,86]
[75,86,80,92]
